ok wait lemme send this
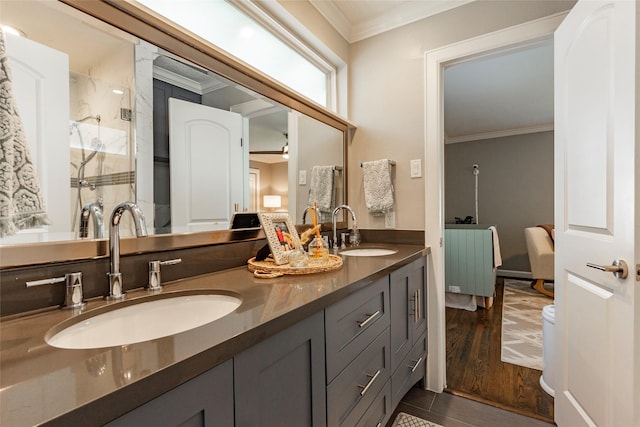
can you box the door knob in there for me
[586,259,628,279]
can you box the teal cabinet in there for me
[445,225,496,297]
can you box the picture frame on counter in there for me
[258,212,302,265]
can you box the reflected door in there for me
[169,98,243,232]
[4,32,69,242]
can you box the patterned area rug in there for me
[501,279,552,370]
[391,412,444,427]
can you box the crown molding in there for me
[311,0,474,43]
[308,0,352,41]
[153,67,226,94]
[351,0,474,42]
[445,123,554,144]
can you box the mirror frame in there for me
[0,0,351,268]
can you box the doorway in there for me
[440,40,555,419]
[423,9,567,406]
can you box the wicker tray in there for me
[248,254,343,277]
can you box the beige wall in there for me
[250,160,289,210]
[296,115,345,223]
[347,1,575,230]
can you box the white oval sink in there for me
[340,248,398,257]
[46,292,242,349]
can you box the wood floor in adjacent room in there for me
[390,278,555,426]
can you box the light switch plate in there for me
[299,170,307,185]
[410,159,422,178]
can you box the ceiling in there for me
[311,0,554,143]
[443,40,554,143]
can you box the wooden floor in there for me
[388,277,555,426]
[445,278,554,423]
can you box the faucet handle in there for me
[107,272,124,300]
[148,258,182,291]
[64,272,86,309]
[26,272,86,310]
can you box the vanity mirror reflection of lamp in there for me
[263,195,282,212]
[0,0,349,269]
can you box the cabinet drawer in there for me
[326,276,390,381]
[327,327,390,427]
[355,380,392,427]
[391,333,427,409]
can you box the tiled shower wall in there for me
[69,59,136,238]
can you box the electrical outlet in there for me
[385,211,396,229]
[410,159,422,178]
[298,170,307,185]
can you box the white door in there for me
[248,168,260,212]
[3,32,70,242]
[554,1,637,426]
[169,98,243,232]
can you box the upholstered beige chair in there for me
[524,227,555,298]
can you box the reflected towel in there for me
[308,165,335,215]
[489,226,502,268]
[0,31,50,237]
[362,159,394,215]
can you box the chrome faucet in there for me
[302,205,320,225]
[107,201,148,300]
[332,204,358,248]
[79,202,105,239]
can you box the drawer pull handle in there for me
[412,288,422,323]
[409,356,423,373]
[358,369,381,396]
[357,310,380,328]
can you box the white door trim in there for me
[423,11,568,392]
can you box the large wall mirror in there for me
[1,0,348,266]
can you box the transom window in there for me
[136,0,332,107]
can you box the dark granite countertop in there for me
[0,244,428,426]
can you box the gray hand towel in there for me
[0,31,50,237]
[308,165,335,215]
[362,159,394,215]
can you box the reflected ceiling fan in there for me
[249,133,289,159]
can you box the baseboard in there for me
[497,269,532,279]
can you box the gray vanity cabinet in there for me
[390,258,427,371]
[325,276,391,427]
[109,256,427,427]
[107,359,234,427]
[389,257,428,408]
[234,310,327,427]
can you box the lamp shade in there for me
[263,195,281,209]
